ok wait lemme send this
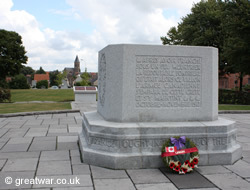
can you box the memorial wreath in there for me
[161,136,199,174]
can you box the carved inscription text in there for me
[135,56,202,108]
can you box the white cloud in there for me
[0,0,201,72]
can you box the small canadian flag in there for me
[165,146,177,153]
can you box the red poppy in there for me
[178,161,181,166]
[182,167,187,173]
[190,162,195,168]
[184,160,190,165]
[193,158,199,165]
[169,162,175,169]
[175,166,180,172]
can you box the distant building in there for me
[219,73,250,89]
[33,72,50,87]
[64,55,80,87]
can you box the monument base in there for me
[79,111,242,169]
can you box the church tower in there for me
[74,55,80,74]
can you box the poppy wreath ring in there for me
[161,136,199,174]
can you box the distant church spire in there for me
[74,55,80,74]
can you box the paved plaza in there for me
[0,105,250,189]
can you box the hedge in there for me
[219,89,250,105]
[0,88,11,103]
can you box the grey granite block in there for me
[42,119,59,125]
[37,160,72,175]
[127,169,170,184]
[2,158,38,172]
[70,150,80,157]
[57,142,79,150]
[204,173,250,190]
[136,183,178,190]
[94,178,135,190]
[162,169,215,189]
[40,150,70,161]
[2,128,28,138]
[224,159,250,178]
[33,175,92,188]
[53,113,67,118]
[25,119,43,125]
[91,165,128,179]
[72,164,90,175]
[0,171,35,189]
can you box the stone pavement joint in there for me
[0,110,250,189]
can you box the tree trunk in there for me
[239,72,243,91]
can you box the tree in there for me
[0,29,28,80]
[49,70,60,86]
[56,71,67,87]
[80,70,91,86]
[21,66,35,76]
[9,74,30,89]
[222,0,250,91]
[36,80,48,89]
[35,67,46,74]
[161,0,250,91]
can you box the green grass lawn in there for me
[0,102,71,114]
[219,104,250,110]
[10,89,74,102]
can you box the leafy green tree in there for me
[222,0,250,91]
[36,80,48,89]
[0,29,28,80]
[21,66,35,76]
[161,0,250,91]
[35,67,46,74]
[49,70,60,86]
[56,71,67,87]
[80,71,91,86]
[9,74,30,89]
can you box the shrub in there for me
[0,88,11,102]
[75,82,82,86]
[219,89,250,105]
[36,80,48,89]
[9,74,30,89]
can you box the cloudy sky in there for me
[0,0,200,72]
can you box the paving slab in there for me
[25,120,43,125]
[60,118,76,125]
[224,159,250,178]
[136,183,178,190]
[196,165,232,175]
[57,136,79,150]
[3,123,24,129]
[42,119,59,125]
[70,150,80,157]
[0,171,35,189]
[53,113,68,118]
[37,114,52,119]
[94,178,135,190]
[37,160,72,175]
[22,124,50,129]
[91,165,128,179]
[71,156,82,165]
[161,169,215,189]
[7,137,33,144]
[127,169,170,184]
[2,158,38,172]
[29,139,56,151]
[0,159,6,170]
[53,187,93,190]
[50,124,68,128]
[72,164,90,175]
[33,175,92,188]
[0,143,30,152]
[40,150,70,161]
[25,128,48,137]
[0,151,40,159]
[204,173,250,190]
[2,128,29,138]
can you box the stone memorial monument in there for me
[79,44,242,169]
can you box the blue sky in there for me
[1,0,200,72]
